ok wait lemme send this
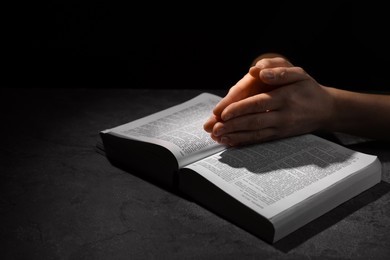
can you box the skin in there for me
[204,56,390,146]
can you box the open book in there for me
[99,92,382,243]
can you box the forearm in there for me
[325,87,390,140]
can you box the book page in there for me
[184,134,379,219]
[102,93,227,168]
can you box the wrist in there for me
[321,86,340,132]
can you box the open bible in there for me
[99,92,382,243]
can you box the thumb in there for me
[212,73,259,117]
[259,67,310,86]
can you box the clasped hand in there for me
[203,56,334,146]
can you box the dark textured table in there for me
[1,88,390,259]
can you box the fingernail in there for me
[255,63,264,69]
[223,113,232,121]
[204,117,212,124]
[263,70,275,80]
[215,127,224,136]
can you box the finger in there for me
[217,128,278,146]
[214,57,296,120]
[212,73,259,118]
[260,66,311,85]
[220,92,283,121]
[249,56,294,78]
[212,111,282,137]
[254,56,294,69]
[250,53,291,66]
[203,114,218,133]
[209,132,221,143]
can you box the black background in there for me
[2,3,390,258]
[3,1,390,91]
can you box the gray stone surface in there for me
[1,88,390,259]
